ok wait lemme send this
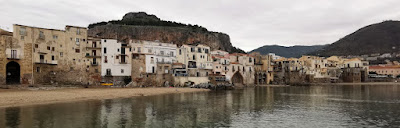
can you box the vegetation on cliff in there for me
[250,45,326,58]
[88,12,244,53]
[313,20,400,56]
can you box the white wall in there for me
[101,39,131,76]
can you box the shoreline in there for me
[0,87,209,108]
[311,82,400,86]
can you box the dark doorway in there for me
[6,61,20,84]
[232,72,243,85]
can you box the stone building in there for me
[226,53,255,86]
[129,40,177,86]
[250,52,273,85]
[84,37,102,85]
[175,44,213,85]
[211,50,230,76]
[0,24,91,86]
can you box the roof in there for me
[344,58,361,63]
[0,28,12,36]
[14,24,65,32]
[326,56,340,62]
[287,58,298,61]
[274,57,287,62]
[212,55,228,59]
[173,63,184,65]
[229,53,255,57]
[369,65,400,69]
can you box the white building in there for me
[130,40,177,74]
[268,53,283,60]
[101,39,131,77]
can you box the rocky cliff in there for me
[88,12,244,53]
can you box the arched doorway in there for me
[6,61,20,84]
[232,72,243,85]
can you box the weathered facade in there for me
[226,53,255,86]
[175,44,213,85]
[251,52,273,85]
[0,24,91,86]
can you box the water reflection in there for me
[1,85,400,127]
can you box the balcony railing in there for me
[86,46,101,49]
[6,53,21,60]
[188,65,197,68]
[157,61,172,64]
[91,62,99,66]
[86,54,101,58]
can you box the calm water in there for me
[1,85,400,128]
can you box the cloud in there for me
[0,0,399,51]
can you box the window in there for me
[77,29,81,35]
[106,69,111,76]
[36,67,40,72]
[76,38,80,45]
[60,45,62,48]
[39,31,45,39]
[104,56,108,63]
[52,47,55,51]
[11,50,17,59]
[160,51,164,55]
[19,27,26,36]
[20,36,24,40]
[179,49,182,55]
[103,48,107,54]
[191,48,195,52]
[117,49,119,52]
[121,69,124,73]
[129,48,132,52]
[116,56,119,59]
[47,46,50,50]
[104,39,107,42]
[60,52,63,57]
[35,44,38,48]
[52,55,55,60]
[205,49,209,53]
[75,49,80,53]
[138,47,141,53]
[151,57,154,64]
[198,48,201,53]
[53,35,58,39]
[170,51,174,56]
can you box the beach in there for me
[0,87,209,108]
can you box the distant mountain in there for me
[313,21,400,56]
[250,45,326,58]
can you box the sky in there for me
[1,0,400,52]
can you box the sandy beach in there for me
[0,87,209,108]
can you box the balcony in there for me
[86,46,101,49]
[85,54,101,58]
[157,61,172,64]
[91,62,99,66]
[35,60,57,65]
[119,61,128,64]
[6,53,21,60]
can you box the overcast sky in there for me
[1,0,400,51]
